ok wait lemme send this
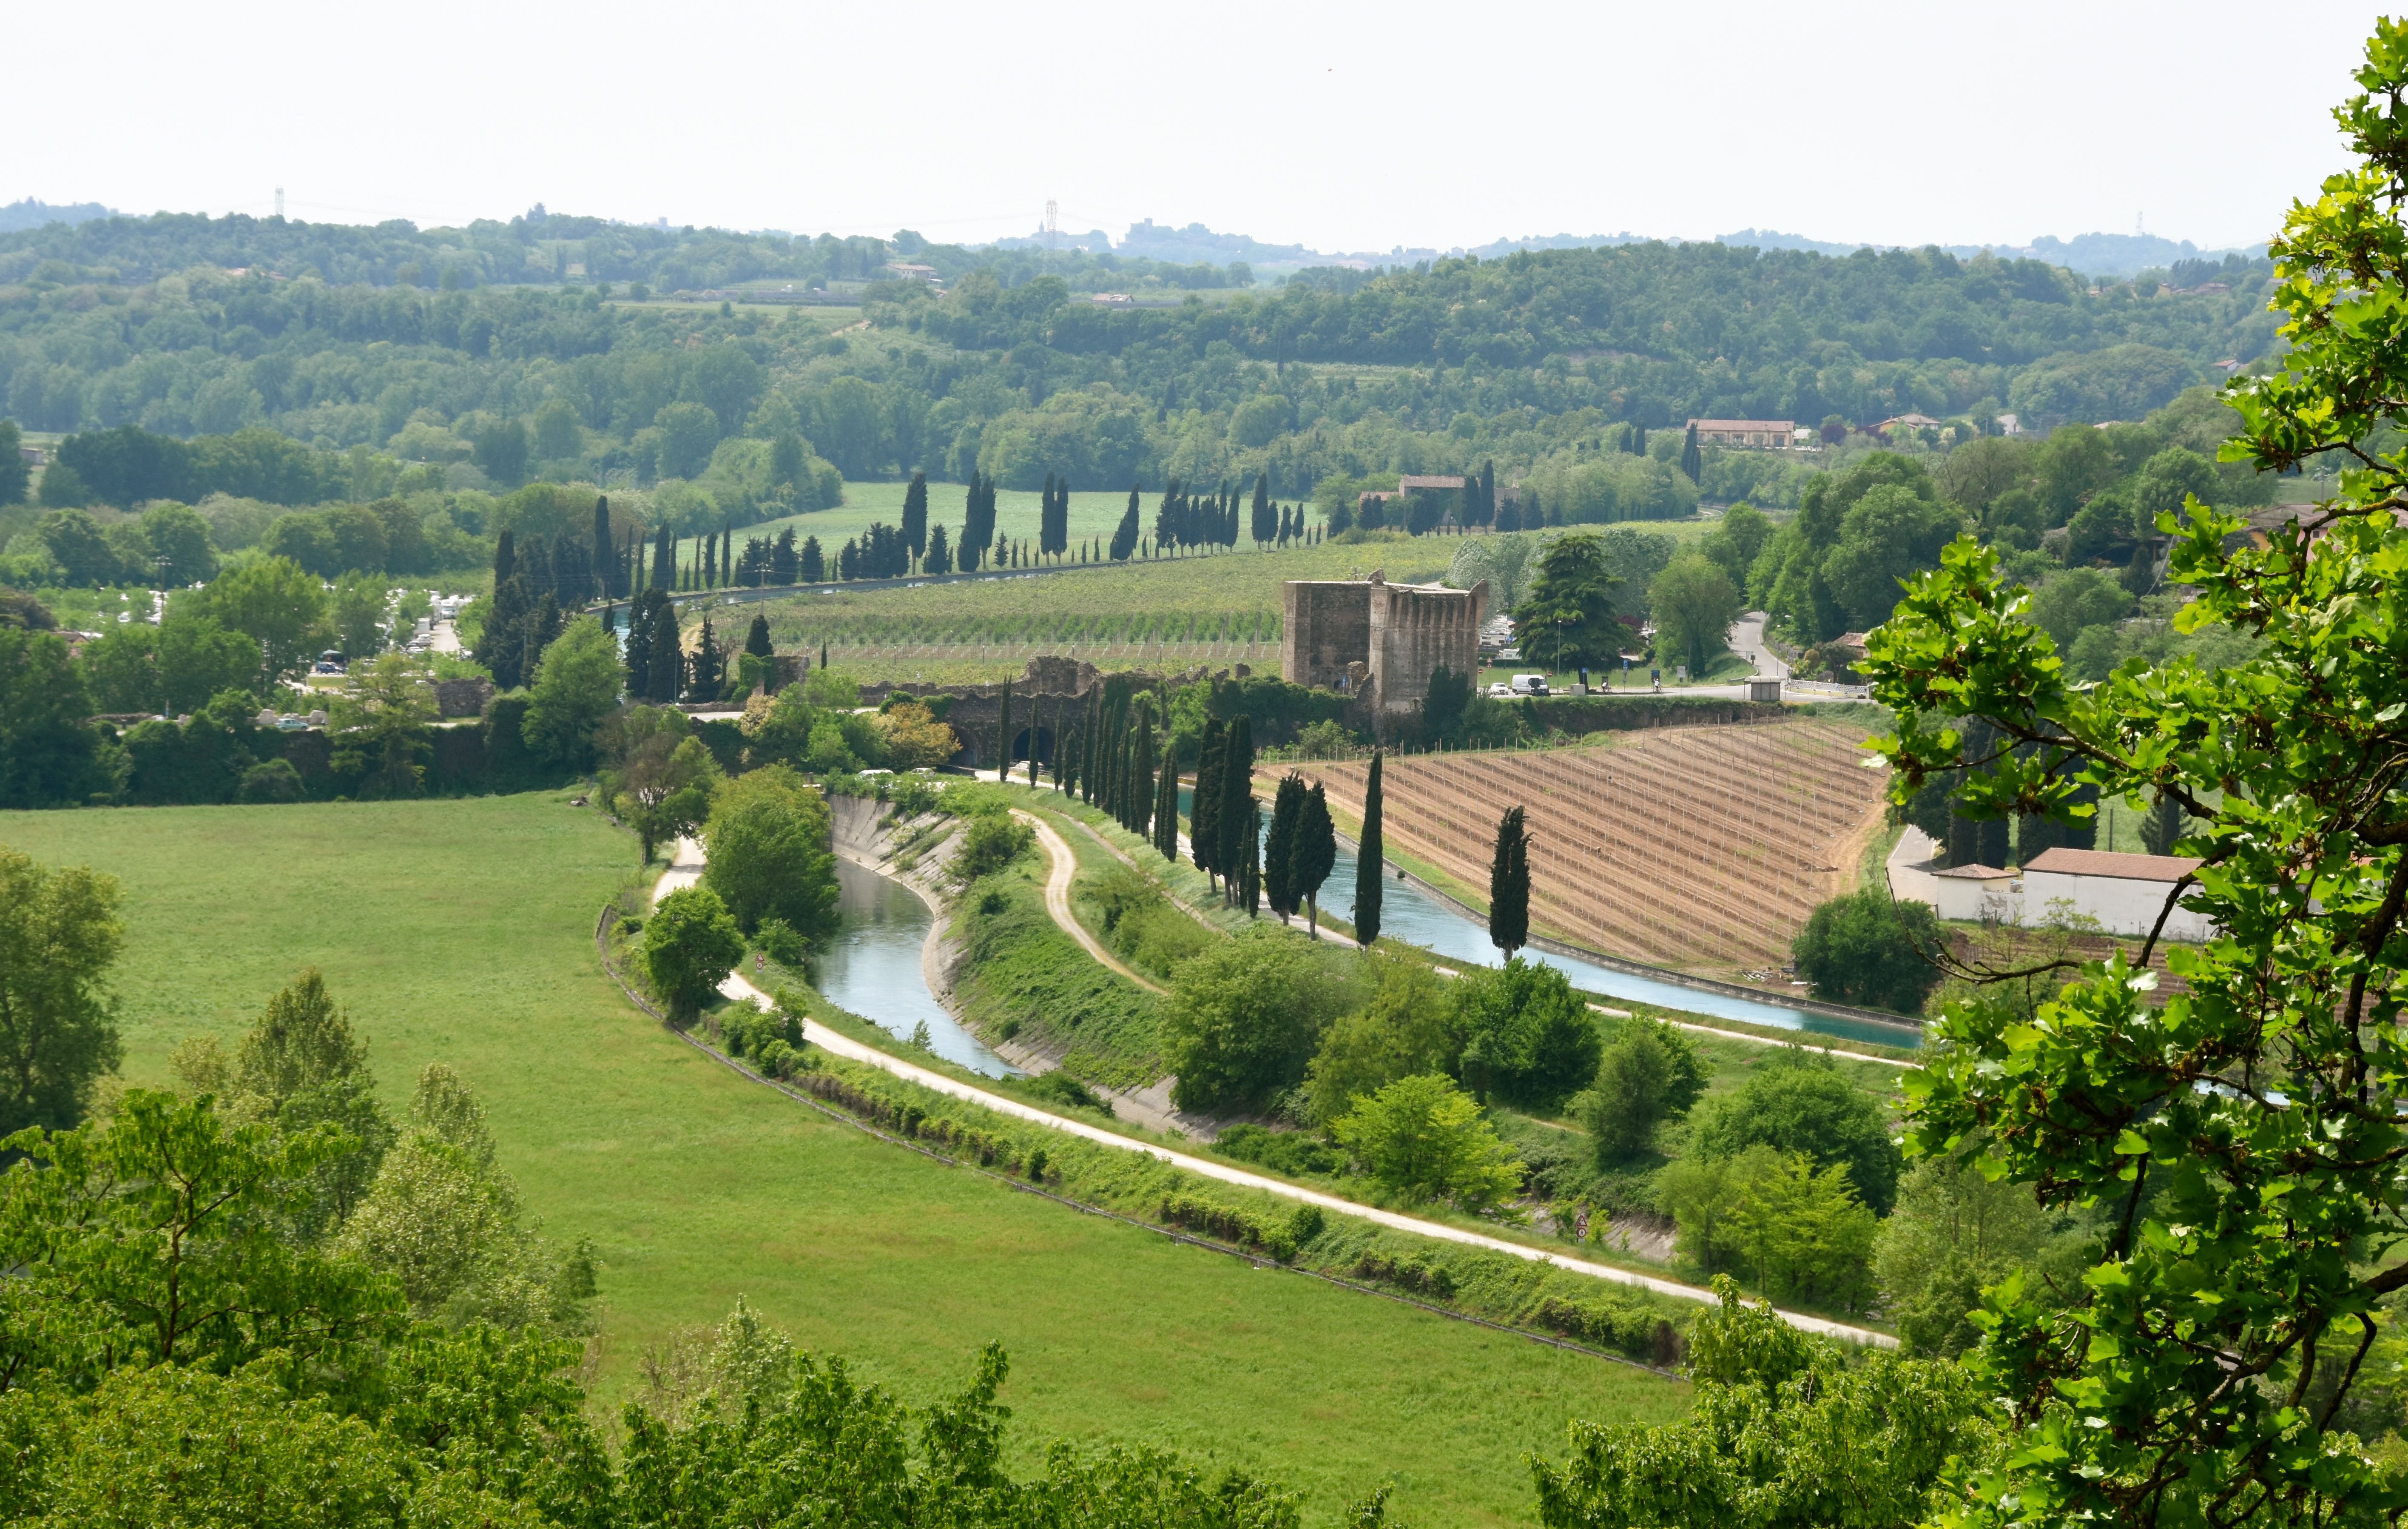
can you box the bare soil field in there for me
[1296,720,1891,975]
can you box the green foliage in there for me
[700,763,839,940]
[1872,1153,2057,1358]
[1574,1015,1710,1164]
[328,652,438,798]
[1303,951,1456,1126]
[1789,886,1944,1015]
[1648,553,1743,678]
[1690,1050,1902,1213]
[1212,1122,1343,1176]
[954,811,1034,882]
[1451,955,1599,1112]
[642,885,745,1022]
[1160,925,1362,1113]
[1513,531,1629,670]
[184,555,331,685]
[0,628,109,807]
[1333,1073,1523,1211]
[520,615,621,769]
[1653,1146,1878,1309]
[0,846,124,1136]
[1530,1278,1996,1529]
[596,705,721,863]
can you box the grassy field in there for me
[0,795,1684,1524]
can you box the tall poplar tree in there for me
[1238,800,1262,916]
[1488,805,1531,954]
[1353,750,1385,946]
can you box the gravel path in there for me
[644,834,1895,1347]
[1014,810,1166,995]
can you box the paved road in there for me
[643,834,1895,1346]
[1729,610,1789,679]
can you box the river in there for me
[1182,786,1921,1050]
[814,857,1021,1078]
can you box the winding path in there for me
[645,835,1895,1347]
[1013,811,1166,996]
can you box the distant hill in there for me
[1715,227,2259,280]
[0,198,113,234]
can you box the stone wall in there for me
[1281,581,1372,692]
[1283,572,1484,718]
[1369,576,1485,715]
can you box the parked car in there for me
[1507,674,1549,696]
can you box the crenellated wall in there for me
[1283,572,1484,716]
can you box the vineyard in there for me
[1296,720,1890,974]
[751,537,1453,652]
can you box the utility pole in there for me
[275,186,285,218]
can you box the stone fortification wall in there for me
[1369,577,1485,715]
[1282,581,1372,692]
[1283,572,1484,718]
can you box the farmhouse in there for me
[1282,572,1487,718]
[2019,847,2213,940]
[1686,418,1795,449]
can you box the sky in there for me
[9,0,2378,256]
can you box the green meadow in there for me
[1,794,1686,1524]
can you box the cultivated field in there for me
[1293,720,1891,974]
[0,795,1684,1522]
[749,535,1456,655]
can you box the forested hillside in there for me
[0,212,2277,518]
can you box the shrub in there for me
[1790,886,1943,1015]
[954,812,1033,882]
[1574,1015,1711,1165]
[1450,957,1603,1112]
[1160,925,1364,1113]
[1333,1074,1523,1211]
[702,763,840,940]
[752,915,808,967]
[1212,1122,1343,1176]
[236,757,303,803]
[1022,1070,1112,1115]
[1158,1191,1325,1261]
[1689,1049,1903,1213]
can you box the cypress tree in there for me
[1153,732,1180,861]
[1251,471,1275,546]
[1353,749,1385,946]
[1217,715,1255,905]
[1294,783,1336,937]
[1679,423,1702,484]
[995,679,1013,782]
[1478,461,1496,527]
[1191,718,1225,886]
[902,470,929,562]
[1109,483,1140,561]
[1238,799,1262,916]
[1488,805,1531,954]
[623,592,653,698]
[1129,709,1155,843]
[1026,700,1041,787]
[651,525,672,589]
[593,496,614,596]
[1264,773,1304,920]
[744,613,773,660]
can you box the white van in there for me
[1507,674,1550,696]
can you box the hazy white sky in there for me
[12,0,2375,255]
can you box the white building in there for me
[1886,830,2214,942]
[2018,848,2213,941]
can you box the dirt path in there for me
[1014,810,1165,996]
[643,837,1894,1347]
